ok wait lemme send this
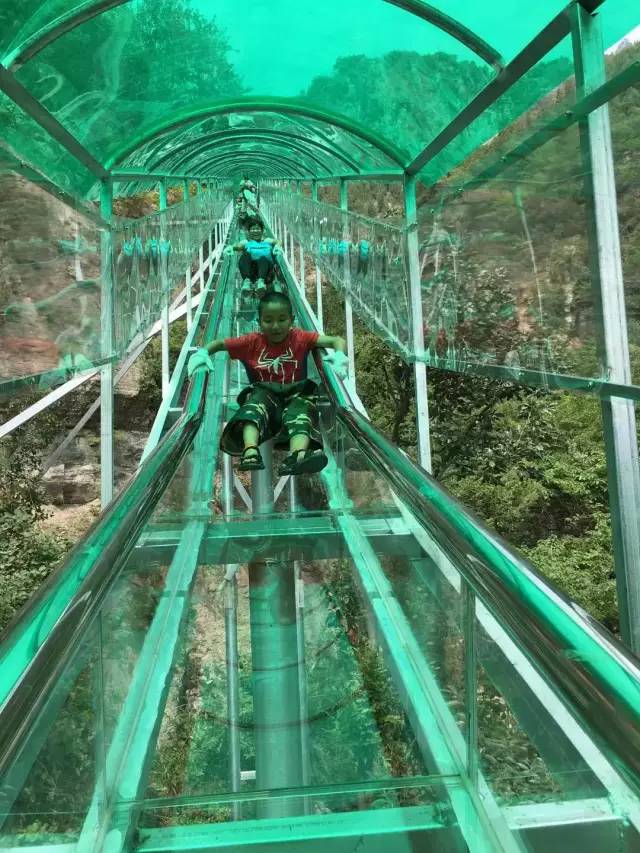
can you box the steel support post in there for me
[159,180,170,399]
[249,444,303,817]
[289,478,311,813]
[340,179,356,388]
[299,244,305,293]
[404,173,433,472]
[290,234,297,281]
[183,179,193,330]
[572,5,640,651]
[198,242,205,291]
[222,364,242,818]
[99,180,114,508]
[462,583,478,786]
[312,180,324,329]
[284,224,289,264]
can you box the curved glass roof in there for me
[0,0,637,196]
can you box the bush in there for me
[0,510,69,633]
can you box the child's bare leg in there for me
[242,422,259,449]
[289,433,310,454]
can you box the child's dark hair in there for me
[245,216,262,231]
[258,291,293,319]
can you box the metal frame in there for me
[571,4,640,652]
[188,139,334,175]
[452,59,640,195]
[204,151,311,180]
[340,179,357,389]
[403,173,432,472]
[0,63,109,179]
[405,2,591,177]
[3,0,502,71]
[105,98,410,171]
[149,129,363,174]
[158,179,170,398]
[99,179,114,507]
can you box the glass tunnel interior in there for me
[1,2,640,852]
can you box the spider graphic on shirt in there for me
[255,347,298,379]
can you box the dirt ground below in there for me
[39,499,101,542]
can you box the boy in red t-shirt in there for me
[187,292,348,475]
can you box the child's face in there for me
[248,224,263,241]
[259,304,293,344]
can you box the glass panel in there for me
[0,163,102,389]
[262,186,412,357]
[417,118,601,388]
[12,0,490,168]
[419,35,575,188]
[611,88,640,382]
[0,624,104,845]
[111,185,227,361]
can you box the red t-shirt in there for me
[224,328,319,384]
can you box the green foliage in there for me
[0,392,72,634]
[138,318,188,411]
[523,513,617,628]
[0,509,68,633]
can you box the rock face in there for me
[43,429,147,505]
[0,173,101,381]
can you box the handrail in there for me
[276,223,640,798]
[337,405,640,794]
[0,258,232,780]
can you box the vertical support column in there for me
[404,173,432,472]
[100,180,114,508]
[249,445,303,818]
[289,477,311,814]
[312,180,323,330]
[196,180,205,291]
[222,363,242,819]
[159,180,170,399]
[463,583,478,787]
[340,179,356,388]
[183,179,193,331]
[299,243,305,295]
[572,5,640,651]
[290,233,297,281]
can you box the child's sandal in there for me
[238,446,264,471]
[278,448,328,476]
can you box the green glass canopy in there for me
[1,0,638,197]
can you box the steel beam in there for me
[106,98,409,171]
[167,133,338,176]
[149,129,362,174]
[133,515,422,566]
[340,179,356,392]
[571,5,640,652]
[404,173,432,471]
[0,64,108,179]
[0,367,99,438]
[405,6,575,177]
[248,443,304,819]
[456,60,640,195]
[137,803,449,852]
[99,180,114,507]
[5,0,502,73]
[159,180,170,399]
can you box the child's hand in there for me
[322,350,349,379]
[223,245,235,258]
[273,246,284,258]
[187,348,215,377]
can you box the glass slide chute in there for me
[1,239,639,853]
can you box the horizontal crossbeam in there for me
[133,515,423,566]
